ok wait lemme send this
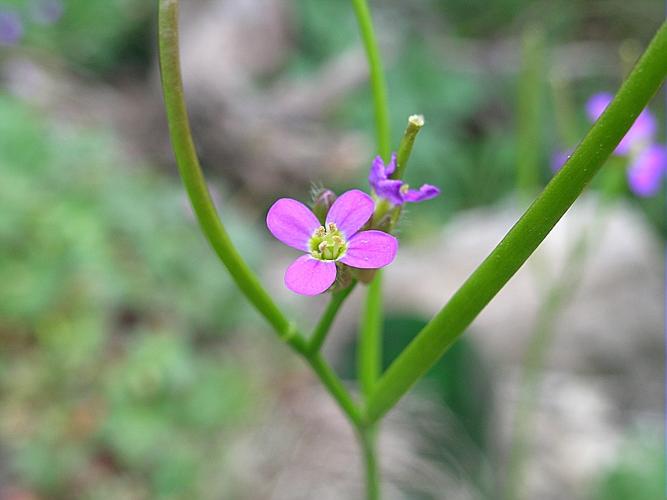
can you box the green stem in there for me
[350,0,391,159]
[308,283,357,354]
[365,21,667,424]
[516,25,545,197]
[157,0,306,352]
[359,426,380,500]
[359,272,383,398]
[350,2,391,498]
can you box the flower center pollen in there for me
[309,222,347,261]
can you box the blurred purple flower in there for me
[585,92,657,155]
[550,149,572,173]
[627,144,666,197]
[553,92,664,197]
[369,153,440,206]
[266,190,397,295]
[32,0,64,25]
[0,10,23,45]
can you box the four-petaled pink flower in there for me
[369,153,440,205]
[267,189,398,295]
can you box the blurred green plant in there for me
[589,431,665,500]
[0,94,265,497]
[2,0,151,72]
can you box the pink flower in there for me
[267,190,398,295]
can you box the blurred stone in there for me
[226,375,483,500]
[385,196,662,409]
[381,195,662,498]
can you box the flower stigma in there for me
[309,222,347,261]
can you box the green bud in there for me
[311,188,337,224]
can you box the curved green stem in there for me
[365,21,667,424]
[157,0,305,352]
[308,283,357,354]
[158,0,362,433]
[350,0,391,159]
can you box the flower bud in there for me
[330,262,354,291]
[311,188,337,224]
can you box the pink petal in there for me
[284,255,337,295]
[267,198,321,251]
[325,189,374,238]
[339,230,398,269]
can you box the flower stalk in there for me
[349,0,393,497]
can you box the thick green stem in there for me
[157,0,306,352]
[365,21,667,424]
[350,0,391,160]
[359,273,383,398]
[308,283,357,354]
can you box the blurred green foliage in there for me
[3,0,151,72]
[589,432,665,500]
[0,94,266,497]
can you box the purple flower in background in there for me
[550,149,572,173]
[369,153,440,205]
[267,189,398,295]
[553,92,664,198]
[627,144,667,197]
[585,92,657,155]
[0,10,23,45]
[31,0,64,25]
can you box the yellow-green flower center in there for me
[309,222,347,261]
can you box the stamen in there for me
[308,221,348,261]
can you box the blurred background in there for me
[0,0,664,498]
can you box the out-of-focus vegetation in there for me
[0,95,267,497]
[0,0,664,497]
[3,0,150,71]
